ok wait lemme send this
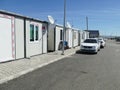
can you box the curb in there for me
[0,51,76,84]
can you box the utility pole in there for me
[86,16,88,30]
[61,0,66,55]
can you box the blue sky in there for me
[1,0,120,36]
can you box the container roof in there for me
[0,10,48,23]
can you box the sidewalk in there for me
[0,47,79,84]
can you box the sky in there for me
[0,0,120,36]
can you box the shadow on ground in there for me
[116,42,120,44]
[75,50,97,55]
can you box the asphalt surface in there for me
[0,40,120,90]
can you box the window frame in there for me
[30,24,39,42]
[30,24,34,42]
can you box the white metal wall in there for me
[47,24,55,51]
[66,28,73,48]
[42,23,47,53]
[81,31,86,42]
[15,18,24,59]
[73,30,79,47]
[83,31,88,40]
[78,31,81,46]
[55,26,63,51]
[26,20,42,57]
[0,14,15,62]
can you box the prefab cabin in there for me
[81,30,89,43]
[47,24,56,51]
[0,10,47,62]
[72,28,79,47]
[25,19,47,57]
[48,24,63,51]
[55,25,64,51]
[78,30,83,46]
[66,27,73,48]
[42,23,48,54]
[83,30,89,39]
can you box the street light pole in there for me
[86,16,88,30]
[61,0,66,55]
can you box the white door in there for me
[0,14,15,62]
[26,21,42,57]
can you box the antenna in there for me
[66,22,72,28]
[47,15,55,24]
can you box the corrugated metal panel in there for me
[47,24,55,51]
[55,26,63,50]
[15,18,24,59]
[42,23,47,53]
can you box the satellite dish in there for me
[66,22,72,28]
[47,15,55,24]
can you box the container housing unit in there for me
[0,10,47,62]
[78,30,83,46]
[48,24,64,51]
[66,27,73,48]
[72,28,79,47]
[81,30,89,43]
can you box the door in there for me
[26,21,42,57]
[0,14,15,62]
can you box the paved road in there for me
[0,40,120,90]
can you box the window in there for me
[30,24,34,41]
[30,24,39,42]
[35,26,39,41]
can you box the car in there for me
[80,38,100,54]
[98,38,106,48]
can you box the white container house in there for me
[42,23,48,54]
[72,28,79,47]
[48,24,63,51]
[0,10,47,62]
[47,24,56,51]
[78,30,83,46]
[81,30,89,43]
[55,25,64,51]
[66,27,73,48]
[25,20,48,57]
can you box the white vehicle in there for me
[80,38,100,54]
[98,38,106,48]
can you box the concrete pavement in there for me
[0,47,79,84]
[1,40,120,90]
